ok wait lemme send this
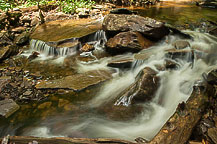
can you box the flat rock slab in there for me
[0,99,20,118]
[36,70,112,91]
[30,19,102,42]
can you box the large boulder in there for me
[105,31,154,55]
[115,67,159,106]
[102,14,169,40]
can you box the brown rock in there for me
[107,55,134,68]
[30,19,102,42]
[14,31,30,46]
[80,43,94,52]
[105,31,154,55]
[102,14,169,40]
[0,45,18,61]
[115,67,159,106]
[36,70,112,91]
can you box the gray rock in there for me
[0,99,20,118]
[172,40,190,49]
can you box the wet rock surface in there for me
[36,70,112,91]
[30,19,102,42]
[115,67,159,106]
[0,67,45,102]
[107,55,134,69]
[0,99,20,118]
[172,40,190,49]
[102,14,169,40]
[105,31,154,55]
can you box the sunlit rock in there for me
[30,19,102,42]
[0,99,20,118]
[115,67,160,106]
[102,14,169,40]
[105,31,154,55]
[36,70,112,91]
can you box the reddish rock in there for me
[105,31,154,55]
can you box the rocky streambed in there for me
[0,2,217,144]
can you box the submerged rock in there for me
[36,70,112,91]
[0,99,20,118]
[105,31,154,55]
[102,14,169,40]
[115,67,159,106]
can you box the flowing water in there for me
[0,1,217,142]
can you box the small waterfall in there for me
[30,39,78,56]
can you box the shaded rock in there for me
[207,69,217,85]
[172,40,190,49]
[0,45,18,61]
[105,31,154,55]
[0,33,13,47]
[0,77,11,95]
[102,14,169,40]
[209,26,217,36]
[197,1,217,9]
[164,59,179,69]
[110,8,137,14]
[36,70,112,91]
[28,51,40,61]
[165,49,194,62]
[208,127,217,144]
[30,19,102,42]
[14,31,30,46]
[0,99,20,118]
[107,55,134,68]
[165,24,193,39]
[115,67,159,106]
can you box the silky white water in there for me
[19,31,217,141]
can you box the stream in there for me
[0,1,217,142]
